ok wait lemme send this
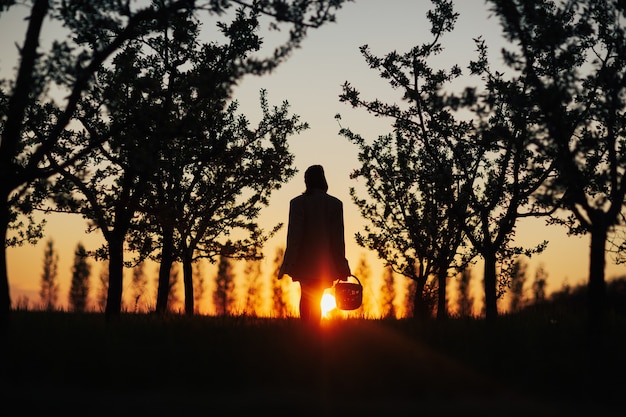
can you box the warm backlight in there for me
[321,291,337,317]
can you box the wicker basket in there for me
[333,275,362,310]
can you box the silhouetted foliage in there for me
[456,267,475,318]
[339,0,551,322]
[167,264,181,313]
[486,0,626,327]
[381,266,396,319]
[243,259,263,317]
[352,253,373,317]
[192,262,206,315]
[68,242,90,313]
[130,262,148,314]
[271,247,289,318]
[0,0,350,323]
[51,9,306,319]
[508,257,528,313]
[39,239,59,311]
[95,263,109,313]
[532,263,548,304]
[338,0,475,321]
[404,279,417,319]
[213,255,235,316]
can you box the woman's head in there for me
[304,165,328,193]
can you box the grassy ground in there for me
[2,311,625,416]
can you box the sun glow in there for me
[321,291,337,318]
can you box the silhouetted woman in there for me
[278,165,351,323]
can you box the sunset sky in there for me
[2,1,623,311]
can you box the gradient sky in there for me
[3,1,623,308]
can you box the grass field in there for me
[2,310,625,416]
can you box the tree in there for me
[192,262,206,315]
[341,0,554,321]
[213,254,235,316]
[435,21,554,321]
[352,253,373,317]
[339,0,474,321]
[167,263,181,313]
[96,261,109,313]
[271,247,289,318]
[53,41,162,320]
[0,0,350,324]
[45,5,313,320]
[456,267,474,318]
[381,266,396,319]
[243,258,263,317]
[404,279,417,318]
[532,263,548,304]
[486,0,626,329]
[39,238,59,311]
[69,242,91,312]
[0,0,199,324]
[130,262,148,313]
[112,8,298,317]
[508,257,528,313]
[148,87,303,317]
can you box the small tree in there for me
[508,257,528,313]
[130,262,148,313]
[213,255,236,316]
[271,247,289,318]
[39,239,59,311]
[456,267,474,318]
[532,263,548,305]
[96,261,109,313]
[166,264,182,313]
[381,266,396,319]
[405,280,417,318]
[243,259,263,317]
[352,253,374,317]
[338,1,476,321]
[192,262,206,315]
[69,242,91,313]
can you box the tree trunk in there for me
[104,206,132,321]
[0,196,11,327]
[105,234,125,321]
[155,228,174,314]
[411,277,428,320]
[182,251,194,316]
[588,225,607,334]
[483,251,498,321]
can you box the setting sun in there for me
[321,291,337,317]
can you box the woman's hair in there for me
[304,165,328,193]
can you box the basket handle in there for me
[338,274,360,286]
[351,274,361,285]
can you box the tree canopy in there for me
[0,0,350,323]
